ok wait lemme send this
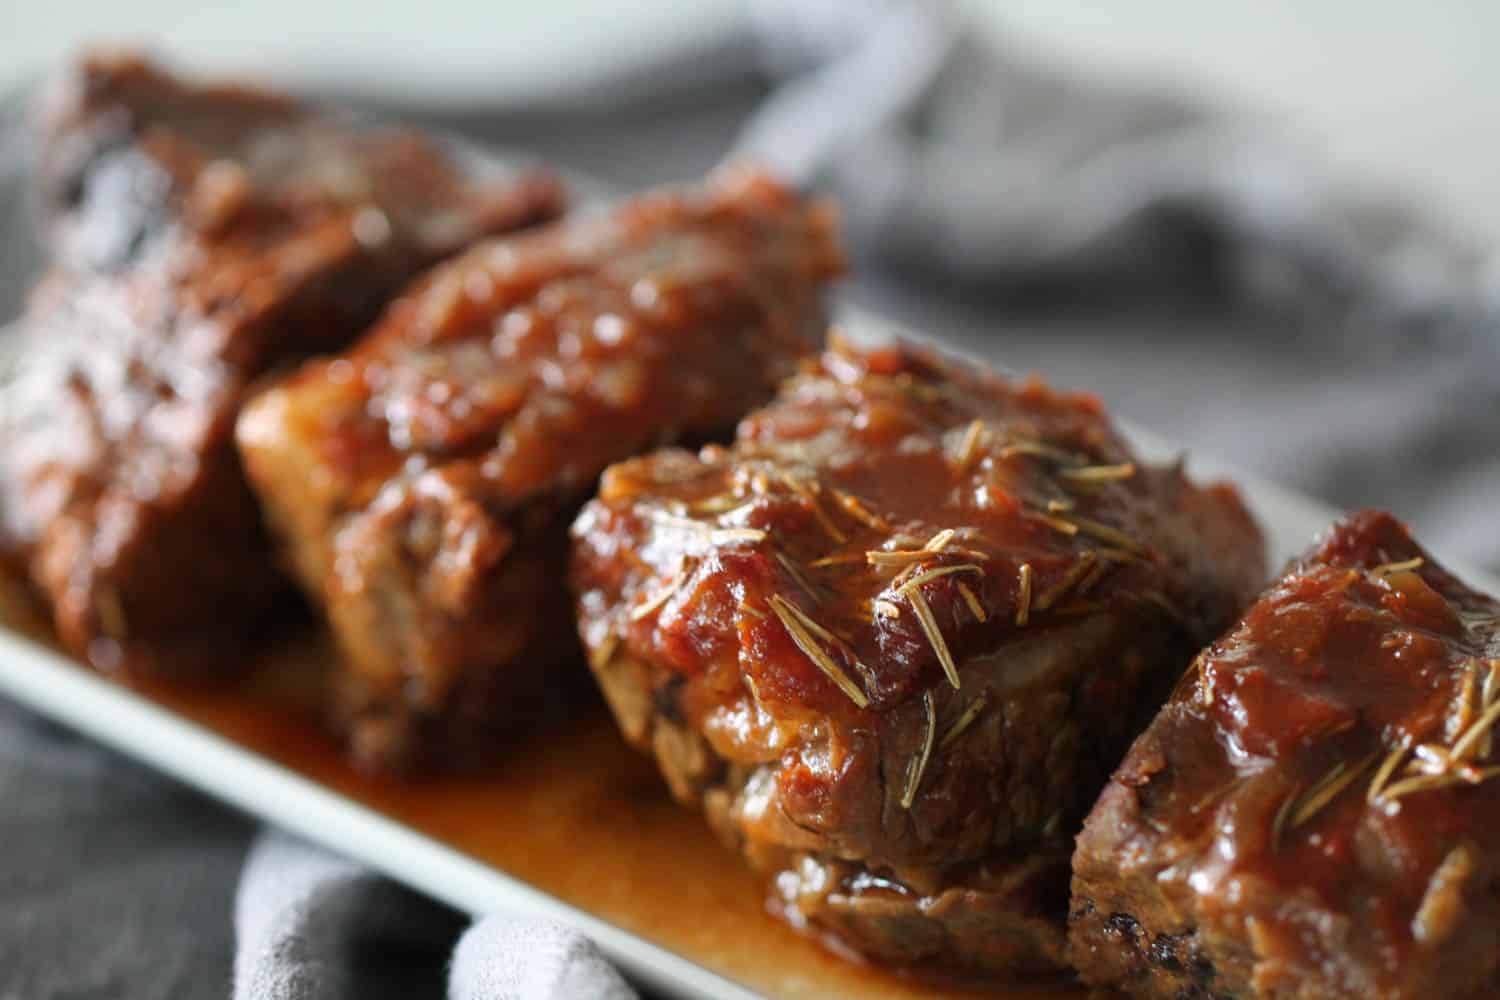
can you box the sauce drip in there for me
[0,571,1083,999]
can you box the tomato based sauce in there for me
[0,569,1081,999]
[235,168,843,771]
[573,338,1266,980]
[1071,509,1500,999]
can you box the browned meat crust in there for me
[1070,510,1500,1000]
[570,337,1265,980]
[236,168,843,771]
[0,52,564,675]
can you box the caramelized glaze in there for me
[1069,511,1500,999]
[570,338,1264,979]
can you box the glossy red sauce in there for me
[595,341,1263,728]
[296,168,841,507]
[573,339,1266,979]
[1172,511,1500,968]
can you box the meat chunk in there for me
[1069,510,1500,1000]
[569,337,1265,979]
[236,168,842,771]
[0,52,564,675]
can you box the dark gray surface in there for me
[0,698,243,999]
[3,2,1498,997]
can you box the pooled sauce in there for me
[0,574,1085,1000]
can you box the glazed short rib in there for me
[1070,510,1500,999]
[236,168,843,771]
[570,337,1265,978]
[0,51,564,674]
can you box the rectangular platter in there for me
[1,306,1493,1000]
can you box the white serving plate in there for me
[0,307,1494,1000]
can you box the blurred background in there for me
[4,0,1498,562]
[9,1,1500,240]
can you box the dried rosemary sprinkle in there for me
[1270,782,1300,850]
[809,551,867,568]
[743,671,768,712]
[1482,660,1500,757]
[629,566,687,621]
[1447,697,1500,763]
[1075,557,1112,596]
[1015,563,1034,626]
[648,511,709,533]
[1369,556,1425,578]
[950,419,987,473]
[690,493,749,514]
[940,693,988,749]
[1192,656,1214,707]
[957,581,988,622]
[1058,514,1145,554]
[1032,512,1081,537]
[896,567,982,690]
[868,537,949,568]
[1035,552,1099,612]
[924,528,958,552]
[1059,462,1137,483]
[767,594,870,708]
[648,511,767,547]
[831,489,891,531]
[775,594,840,644]
[1378,768,1500,803]
[900,563,985,592]
[1367,744,1408,803]
[1000,441,1079,464]
[720,503,765,523]
[929,528,969,553]
[866,528,982,569]
[781,473,846,543]
[901,691,938,809]
[906,589,956,688]
[1045,498,1076,514]
[1371,664,1500,805]
[775,551,820,601]
[1142,590,1190,627]
[1411,744,1488,783]
[712,527,769,545]
[1289,753,1378,831]
[738,600,767,621]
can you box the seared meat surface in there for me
[570,338,1265,979]
[237,168,842,771]
[1070,511,1500,1000]
[0,52,563,674]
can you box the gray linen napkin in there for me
[3,2,1498,997]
